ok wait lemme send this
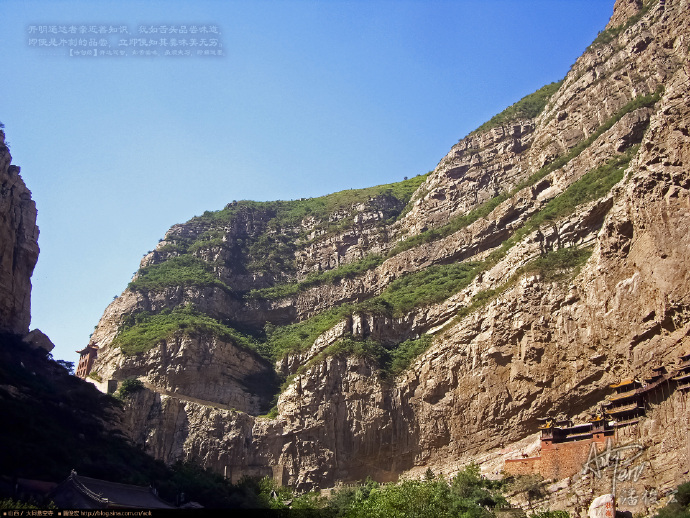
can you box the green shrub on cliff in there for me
[114,378,144,400]
[128,255,231,293]
[655,482,690,518]
[470,81,563,136]
[386,335,434,377]
[192,174,428,233]
[249,253,386,300]
[387,192,509,258]
[371,262,482,317]
[328,464,506,518]
[112,305,262,357]
[587,0,654,51]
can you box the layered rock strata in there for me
[88,0,690,513]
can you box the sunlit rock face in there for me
[90,0,690,510]
[0,130,39,336]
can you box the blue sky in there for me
[0,0,614,363]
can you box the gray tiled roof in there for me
[53,472,176,509]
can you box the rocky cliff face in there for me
[0,130,39,337]
[89,0,690,513]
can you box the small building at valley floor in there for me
[50,471,177,509]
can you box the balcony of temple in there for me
[603,379,644,427]
[672,352,690,392]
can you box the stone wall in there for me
[504,457,541,477]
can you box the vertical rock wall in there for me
[0,130,39,336]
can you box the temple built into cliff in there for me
[75,343,98,379]
[504,353,690,480]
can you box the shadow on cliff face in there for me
[0,332,166,483]
[0,333,271,508]
[241,367,281,414]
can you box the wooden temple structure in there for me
[674,352,690,391]
[75,343,98,379]
[504,352,690,479]
[537,413,614,450]
[603,378,644,426]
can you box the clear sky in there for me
[0,0,614,364]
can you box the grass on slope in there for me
[193,174,429,230]
[248,253,386,300]
[587,0,655,50]
[129,174,429,293]
[289,334,435,381]
[265,261,482,359]
[117,142,634,360]
[249,88,661,302]
[128,255,231,293]
[113,304,267,357]
[127,88,660,302]
[263,143,634,365]
[470,81,563,136]
[486,147,636,266]
[115,85,658,370]
[280,244,592,387]
[115,143,635,364]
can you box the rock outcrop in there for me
[87,0,690,514]
[0,130,39,336]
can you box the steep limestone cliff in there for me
[88,0,690,513]
[0,129,39,337]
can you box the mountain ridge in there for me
[84,0,690,514]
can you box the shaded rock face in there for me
[0,131,39,336]
[89,0,690,508]
[94,332,278,415]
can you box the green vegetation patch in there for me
[331,464,507,518]
[137,88,658,304]
[388,192,510,257]
[519,246,593,282]
[245,232,297,274]
[445,246,592,334]
[588,0,655,51]
[281,334,435,385]
[392,88,654,272]
[187,229,225,254]
[113,305,262,356]
[471,81,563,136]
[507,87,660,197]
[301,338,389,375]
[87,371,102,383]
[655,481,690,518]
[487,148,635,265]
[114,378,144,400]
[386,335,434,377]
[128,255,230,293]
[192,174,429,231]
[264,305,356,359]
[249,253,386,300]
[366,261,482,317]
[264,261,482,359]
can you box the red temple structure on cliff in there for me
[75,343,98,379]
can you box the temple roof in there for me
[609,378,641,389]
[51,471,175,509]
[76,344,98,355]
[604,402,644,416]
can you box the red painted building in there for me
[75,343,98,379]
